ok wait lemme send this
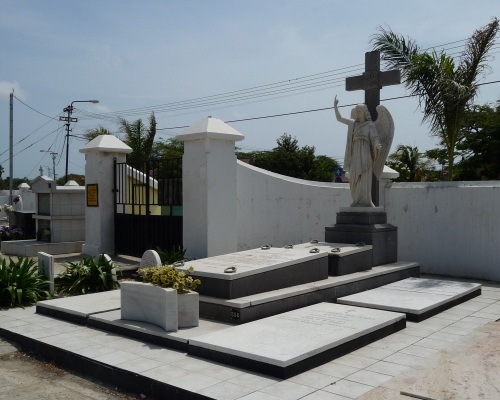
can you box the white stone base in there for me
[120,281,178,332]
[178,291,199,328]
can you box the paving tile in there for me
[400,326,434,338]
[197,363,245,381]
[168,371,221,392]
[93,350,142,366]
[365,360,411,377]
[350,346,394,361]
[169,355,220,372]
[227,372,280,390]
[302,390,352,399]
[115,356,164,373]
[322,379,374,399]
[260,380,316,399]
[333,354,377,369]
[470,311,500,321]
[368,333,420,352]
[288,370,338,389]
[237,392,282,400]
[345,370,393,386]
[415,317,453,331]
[398,344,439,358]
[0,318,31,329]
[311,362,360,379]
[128,344,186,364]
[141,364,192,384]
[427,331,467,344]
[197,381,255,400]
[383,352,432,368]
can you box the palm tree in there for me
[388,145,429,182]
[83,126,114,142]
[119,112,157,167]
[371,18,499,180]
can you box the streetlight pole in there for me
[60,99,99,183]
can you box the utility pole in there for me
[40,150,58,180]
[9,90,13,204]
[60,99,99,183]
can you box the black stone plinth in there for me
[192,257,329,299]
[325,211,397,267]
[328,247,372,276]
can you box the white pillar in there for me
[177,117,244,259]
[79,135,132,256]
[380,166,399,210]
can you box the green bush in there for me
[155,245,187,265]
[56,254,120,296]
[138,265,201,294]
[0,257,51,308]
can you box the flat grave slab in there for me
[338,277,481,321]
[292,241,372,276]
[178,246,328,299]
[37,290,120,324]
[188,302,405,378]
[88,309,232,351]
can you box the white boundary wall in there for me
[235,162,500,282]
[237,161,350,250]
[386,181,500,282]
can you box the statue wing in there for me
[373,105,395,179]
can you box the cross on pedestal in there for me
[344,50,400,205]
[346,50,400,122]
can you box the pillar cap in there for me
[80,135,132,154]
[176,117,244,142]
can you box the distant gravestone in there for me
[140,249,161,268]
[38,252,54,294]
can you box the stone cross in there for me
[345,50,400,122]
[345,50,400,206]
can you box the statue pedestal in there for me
[325,209,397,267]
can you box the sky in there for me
[1,1,499,180]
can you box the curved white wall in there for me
[237,160,350,250]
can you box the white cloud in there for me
[0,81,28,102]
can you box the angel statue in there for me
[333,96,394,207]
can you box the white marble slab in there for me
[37,290,120,317]
[292,241,372,256]
[121,281,178,332]
[189,302,404,367]
[178,246,326,280]
[338,278,481,315]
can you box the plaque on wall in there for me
[86,184,98,207]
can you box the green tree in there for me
[455,102,500,180]
[151,138,184,159]
[83,126,114,142]
[251,133,339,182]
[387,145,429,181]
[120,113,157,167]
[371,18,499,180]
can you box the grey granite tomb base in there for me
[199,262,419,324]
[192,257,328,299]
[325,210,397,266]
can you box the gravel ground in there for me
[0,337,140,400]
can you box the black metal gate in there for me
[114,158,183,257]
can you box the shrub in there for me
[0,226,24,241]
[56,254,120,296]
[155,245,187,265]
[138,265,201,294]
[0,257,51,308]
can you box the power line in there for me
[13,95,59,120]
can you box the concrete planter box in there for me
[120,281,178,332]
[178,291,199,328]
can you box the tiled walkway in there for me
[1,277,499,399]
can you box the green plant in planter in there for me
[0,257,51,308]
[56,254,121,296]
[138,265,201,294]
